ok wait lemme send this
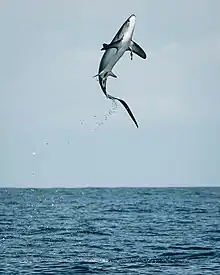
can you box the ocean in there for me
[0,188,220,274]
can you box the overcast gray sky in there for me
[1,0,220,187]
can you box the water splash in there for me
[92,99,118,132]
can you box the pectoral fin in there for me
[101,39,122,51]
[130,40,147,59]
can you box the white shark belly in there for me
[104,42,130,75]
[106,51,124,71]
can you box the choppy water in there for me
[0,188,220,274]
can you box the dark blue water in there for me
[0,188,220,274]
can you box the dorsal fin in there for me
[101,39,122,51]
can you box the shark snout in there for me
[128,14,136,23]
[127,14,136,30]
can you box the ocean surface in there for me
[0,188,220,274]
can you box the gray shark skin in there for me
[94,14,147,128]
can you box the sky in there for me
[1,0,220,188]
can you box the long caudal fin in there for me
[107,94,139,128]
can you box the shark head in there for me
[128,14,136,28]
[122,14,136,41]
